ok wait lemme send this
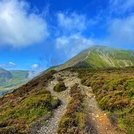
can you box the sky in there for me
[0,0,134,72]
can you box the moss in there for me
[51,96,60,108]
[53,81,66,92]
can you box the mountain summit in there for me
[57,45,134,70]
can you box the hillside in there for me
[0,67,13,84]
[0,70,59,133]
[74,67,134,134]
[0,46,134,134]
[56,46,134,70]
[0,69,29,96]
[0,68,132,134]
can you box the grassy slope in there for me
[56,48,90,70]
[56,46,134,71]
[84,51,110,68]
[84,46,134,68]
[0,70,59,134]
[74,67,134,134]
[0,70,29,95]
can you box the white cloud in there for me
[109,0,134,13]
[55,12,96,58]
[0,61,16,68]
[0,0,48,48]
[31,64,39,69]
[9,61,16,66]
[28,64,43,78]
[107,15,134,46]
[56,34,95,58]
[57,12,87,32]
[28,71,41,79]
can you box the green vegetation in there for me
[56,46,134,70]
[42,121,48,126]
[0,70,59,134]
[84,46,134,68]
[56,48,90,70]
[0,70,29,96]
[1,44,134,134]
[73,67,134,134]
[84,51,110,68]
[58,83,90,134]
[54,81,66,92]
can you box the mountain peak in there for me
[90,45,119,50]
[56,45,134,70]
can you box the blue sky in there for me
[0,0,134,72]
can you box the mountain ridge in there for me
[56,45,134,70]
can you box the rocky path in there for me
[37,71,124,134]
[37,71,79,134]
[79,85,124,134]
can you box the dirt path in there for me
[37,71,123,134]
[37,71,79,134]
[79,85,124,134]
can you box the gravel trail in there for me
[37,71,79,134]
[36,71,124,134]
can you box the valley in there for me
[0,69,29,96]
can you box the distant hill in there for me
[0,68,29,96]
[0,67,13,84]
[56,45,134,70]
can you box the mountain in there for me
[56,45,134,70]
[0,46,134,133]
[0,67,13,83]
[0,68,29,96]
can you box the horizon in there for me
[2,45,133,71]
[0,0,134,72]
